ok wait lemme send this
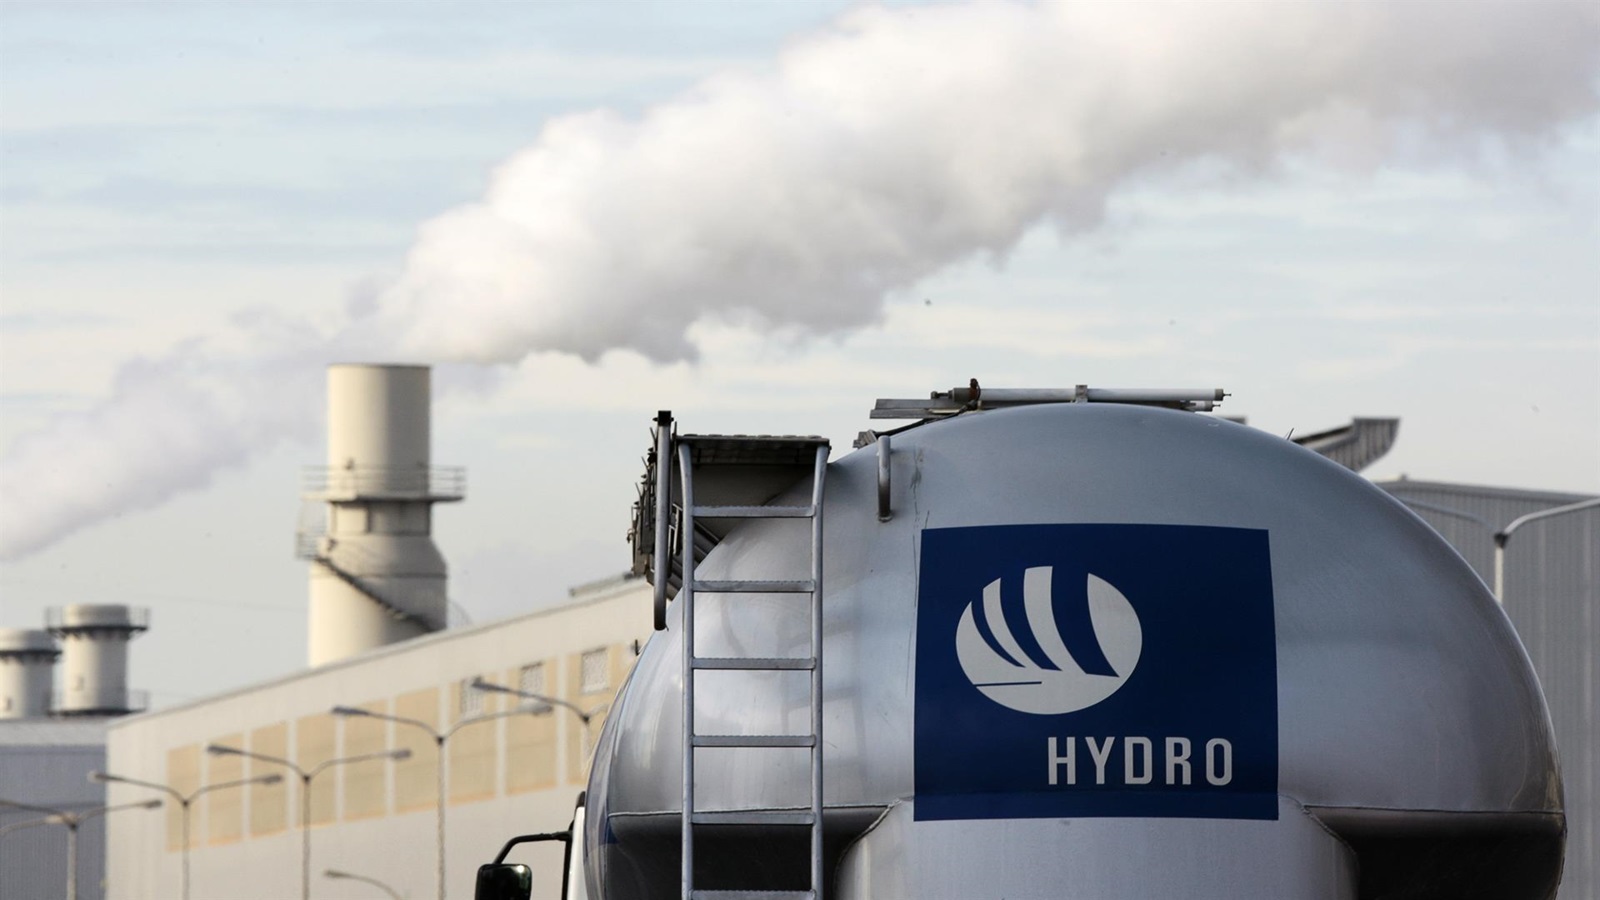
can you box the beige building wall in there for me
[249,723,289,836]
[206,733,245,845]
[104,576,650,900]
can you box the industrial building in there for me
[3,369,1592,899]
[1,607,150,900]
[101,573,649,900]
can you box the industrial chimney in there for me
[45,604,148,716]
[0,629,59,719]
[300,364,465,667]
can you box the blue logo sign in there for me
[914,524,1278,822]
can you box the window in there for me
[580,648,608,694]
[518,663,545,696]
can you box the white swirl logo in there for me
[955,567,1142,715]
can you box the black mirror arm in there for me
[492,832,570,866]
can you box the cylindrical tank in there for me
[587,403,1564,899]
[0,629,59,719]
[46,605,147,716]
[306,364,463,667]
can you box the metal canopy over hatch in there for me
[629,414,830,622]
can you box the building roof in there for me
[1377,478,1595,506]
[0,719,108,747]
[106,573,647,731]
[1293,418,1399,472]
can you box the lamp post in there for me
[0,797,162,900]
[470,677,608,734]
[324,867,404,900]
[471,677,611,769]
[206,744,410,900]
[0,814,57,839]
[1493,497,1600,602]
[330,703,551,900]
[89,770,283,900]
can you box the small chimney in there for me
[46,604,148,716]
[0,629,59,719]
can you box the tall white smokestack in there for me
[46,604,148,716]
[0,629,59,719]
[301,364,464,666]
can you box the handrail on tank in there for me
[653,411,673,631]
[877,434,892,522]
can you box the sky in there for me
[1,0,1596,709]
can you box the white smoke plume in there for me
[2,0,1597,559]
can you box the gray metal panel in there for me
[1382,480,1598,900]
[1379,481,1590,583]
[0,737,110,900]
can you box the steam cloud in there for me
[3,0,1597,559]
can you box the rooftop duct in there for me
[0,628,59,719]
[45,604,148,716]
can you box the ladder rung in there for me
[693,656,815,671]
[692,892,815,900]
[691,883,812,890]
[692,579,815,593]
[690,810,816,826]
[692,504,814,519]
[693,734,816,748]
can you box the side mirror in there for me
[475,863,532,900]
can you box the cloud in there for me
[376,0,1599,365]
[3,0,1597,559]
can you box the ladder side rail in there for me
[678,441,698,900]
[809,445,827,900]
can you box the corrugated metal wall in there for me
[0,736,109,900]
[1381,481,1598,900]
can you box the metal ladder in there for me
[676,435,830,900]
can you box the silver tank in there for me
[585,403,1563,899]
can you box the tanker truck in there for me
[477,384,1565,900]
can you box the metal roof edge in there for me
[107,576,649,732]
[1375,479,1597,505]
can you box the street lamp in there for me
[469,677,609,731]
[471,676,612,771]
[89,769,283,900]
[330,702,551,900]
[0,797,162,900]
[0,814,58,839]
[1493,497,1600,602]
[324,867,404,900]
[206,744,410,900]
